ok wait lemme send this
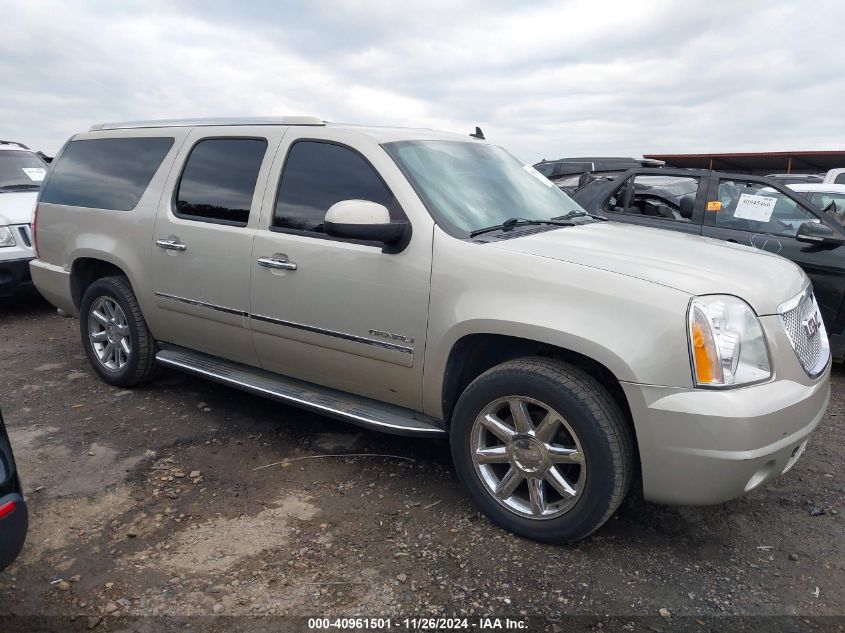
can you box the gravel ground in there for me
[0,290,843,631]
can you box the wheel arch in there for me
[437,332,640,482]
[70,256,133,310]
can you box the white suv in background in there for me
[0,141,46,297]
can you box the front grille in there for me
[778,286,829,377]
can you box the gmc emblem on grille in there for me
[803,312,821,338]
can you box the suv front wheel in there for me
[79,275,159,387]
[450,358,634,543]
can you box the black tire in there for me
[79,275,159,387]
[450,357,634,543]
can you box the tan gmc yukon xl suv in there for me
[30,117,831,542]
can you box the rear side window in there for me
[175,138,267,226]
[41,137,174,210]
[273,141,394,234]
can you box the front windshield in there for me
[0,150,47,190]
[383,140,588,236]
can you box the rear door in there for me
[701,176,845,335]
[150,127,284,365]
[599,170,705,235]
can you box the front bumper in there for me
[0,257,33,297]
[623,309,831,506]
[623,374,829,505]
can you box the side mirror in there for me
[324,200,408,244]
[796,221,845,247]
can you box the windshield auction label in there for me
[21,167,46,182]
[733,193,776,222]
[523,164,555,187]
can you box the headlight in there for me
[688,295,771,387]
[0,226,15,247]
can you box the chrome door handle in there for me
[258,255,297,271]
[156,237,187,251]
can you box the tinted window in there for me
[835,173,845,185]
[715,179,818,237]
[175,138,267,225]
[274,141,393,233]
[41,137,174,210]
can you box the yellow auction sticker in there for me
[706,201,722,212]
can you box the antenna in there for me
[469,127,485,140]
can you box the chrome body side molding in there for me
[153,292,248,317]
[251,314,413,354]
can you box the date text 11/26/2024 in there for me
[308,617,529,630]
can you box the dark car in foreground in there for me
[0,410,27,571]
[573,167,845,359]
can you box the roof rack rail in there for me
[89,116,325,131]
[0,140,31,150]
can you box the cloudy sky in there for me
[2,0,843,162]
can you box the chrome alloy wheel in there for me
[87,297,131,371]
[470,397,586,519]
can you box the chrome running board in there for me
[155,344,446,437]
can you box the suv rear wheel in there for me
[450,358,633,543]
[79,275,158,387]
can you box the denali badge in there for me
[803,312,821,338]
[369,329,414,344]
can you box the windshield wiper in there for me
[0,184,40,192]
[469,217,572,238]
[551,210,607,222]
[469,212,604,238]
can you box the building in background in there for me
[644,151,845,176]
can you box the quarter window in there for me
[175,138,267,226]
[40,137,174,211]
[715,180,818,237]
[273,141,394,234]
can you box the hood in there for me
[0,191,37,226]
[487,222,807,315]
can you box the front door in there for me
[249,133,432,409]
[151,128,281,364]
[701,177,845,334]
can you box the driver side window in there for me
[715,179,818,237]
[273,140,395,234]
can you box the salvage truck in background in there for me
[29,117,830,543]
